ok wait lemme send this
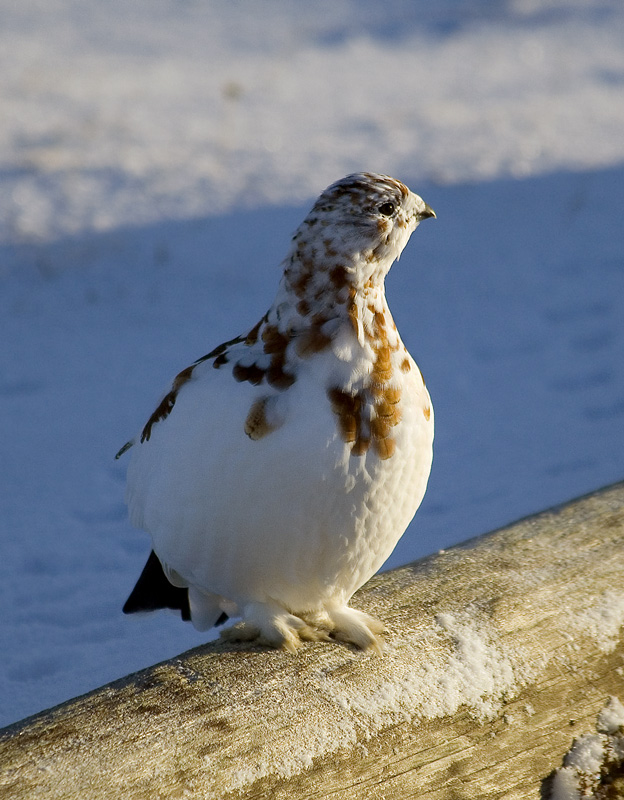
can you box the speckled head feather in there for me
[284,172,435,302]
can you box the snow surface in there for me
[569,590,624,654]
[597,696,624,736]
[319,609,530,730]
[2,0,624,727]
[550,696,624,800]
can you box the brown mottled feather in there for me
[232,363,265,385]
[328,388,363,444]
[245,318,264,346]
[262,325,290,355]
[329,265,349,289]
[266,361,296,390]
[296,326,332,358]
[351,435,371,457]
[370,416,392,440]
[245,397,276,440]
[141,364,196,443]
[373,436,396,460]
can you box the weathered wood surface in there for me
[2,483,624,800]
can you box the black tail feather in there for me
[123,550,191,621]
[123,550,229,627]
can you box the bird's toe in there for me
[326,606,387,654]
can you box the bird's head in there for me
[287,173,435,293]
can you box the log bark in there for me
[2,482,624,799]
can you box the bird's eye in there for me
[378,202,396,217]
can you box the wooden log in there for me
[2,482,624,799]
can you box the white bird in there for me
[119,173,435,652]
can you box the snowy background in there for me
[1,0,624,728]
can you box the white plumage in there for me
[120,173,435,652]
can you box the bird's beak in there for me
[418,204,436,221]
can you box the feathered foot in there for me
[324,605,387,654]
[219,601,331,652]
[220,601,386,654]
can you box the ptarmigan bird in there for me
[118,173,435,652]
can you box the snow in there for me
[563,734,606,776]
[569,590,624,654]
[3,0,624,242]
[318,609,529,733]
[597,696,624,736]
[552,735,605,800]
[550,696,624,800]
[2,0,624,728]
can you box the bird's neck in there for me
[279,236,396,333]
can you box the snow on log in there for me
[1,482,624,800]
